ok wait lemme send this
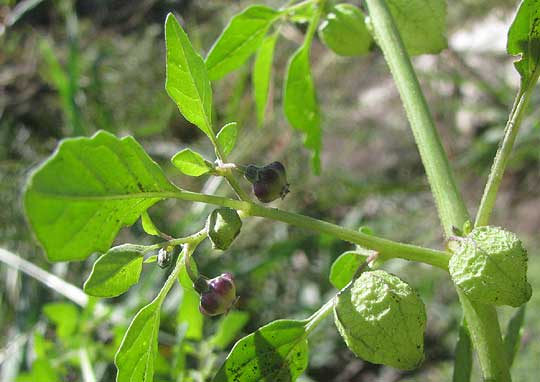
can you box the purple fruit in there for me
[198,273,237,316]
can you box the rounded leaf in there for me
[449,226,532,307]
[318,4,372,56]
[334,270,426,370]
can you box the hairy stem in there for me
[364,0,510,380]
[475,70,540,227]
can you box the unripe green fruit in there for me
[206,208,242,250]
[334,270,426,370]
[449,226,532,307]
[318,4,372,56]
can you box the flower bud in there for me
[198,272,237,316]
[318,4,372,56]
[245,161,289,203]
[449,226,532,307]
[206,208,242,250]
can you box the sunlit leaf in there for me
[24,131,176,261]
[84,244,146,298]
[283,46,321,174]
[206,5,280,80]
[141,211,161,236]
[213,320,308,382]
[329,251,366,290]
[171,148,213,176]
[387,0,447,56]
[507,0,540,86]
[217,122,238,156]
[253,33,278,126]
[115,298,161,382]
[165,13,214,138]
[177,260,203,341]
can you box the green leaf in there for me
[452,318,472,382]
[318,4,373,56]
[329,251,366,290]
[507,0,540,85]
[205,5,281,80]
[177,260,203,341]
[287,1,314,24]
[253,33,278,127]
[213,319,309,382]
[171,148,214,176]
[141,211,161,236]
[165,13,214,138]
[178,288,204,341]
[211,311,250,350]
[144,255,157,264]
[217,122,238,156]
[16,358,58,382]
[115,298,161,382]
[83,244,146,298]
[24,130,176,262]
[504,304,527,367]
[283,46,321,174]
[43,302,79,340]
[386,0,447,56]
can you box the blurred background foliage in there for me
[1,0,540,381]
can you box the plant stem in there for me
[165,229,207,248]
[302,0,324,51]
[457,292,510,382]
[474,70,540,227]
[364,0,469,238]
[42,188,451,269]
[157,237,203,304]
[164,190,450,269]
[222,171,252,201]
[305,296,335,335]
[282,0,313,14]
[157,246,188,304]
[364,0,510,380]
[78,348,97,382]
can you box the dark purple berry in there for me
[198,272,237,316]
[244,161,289,203]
